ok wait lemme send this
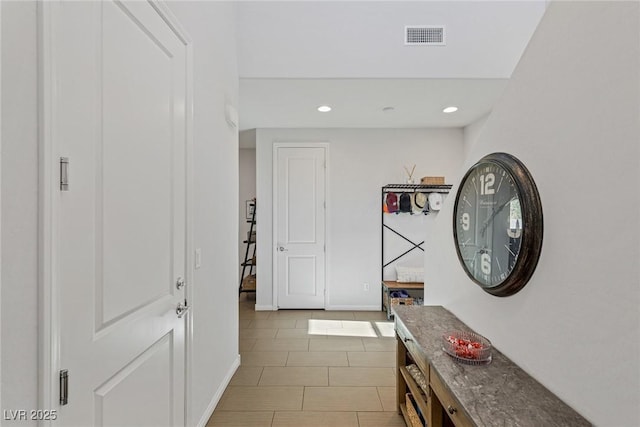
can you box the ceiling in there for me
[236,1,547,134]
[239,78,508,130]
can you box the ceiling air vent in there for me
[405,26,446,46]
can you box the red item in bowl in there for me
[445,335,485,360]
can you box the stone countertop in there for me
[394,305,591,427]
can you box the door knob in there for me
[278,246,288,252]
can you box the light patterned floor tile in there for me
[311,311,356,320]
[362,337,397,352]
[303,387,382,411]
[239,310,271,321]
[268,310,315,320]
[357,412,406,427]
[377,387,397,412]
[239,338,256,352]
[295,319,310,329]
[206,411,274,426]
[240,351,288,367]
[252,338,309,352]
[249,319,298,329]
[225,297,406,427]
[258,367,328,386]
[217,386,303,411]
[347,351,395,367]
[309,337,365,352]
[306,319,344,334]
[372,321,396,338]
[272,411,358,427]
[322,320,379,338]
[240,328,278,339]
[286,351,349,367]
[354,311,389,321]
[329,367,395,387]
[229,366,263,386]
[275,328,319,339]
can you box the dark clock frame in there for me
[453,152,544,297]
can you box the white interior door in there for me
[49,2,190,425]
[275,145,326,309]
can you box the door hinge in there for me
[60,157,69,191]
[59,369,69,406]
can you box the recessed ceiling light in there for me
[443,106,458,113]
[317,105,332,113]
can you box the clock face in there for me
[453,153,543,296]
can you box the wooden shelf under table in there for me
[382,280,424,290]
[381,280,424,320]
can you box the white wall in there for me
[425,2,639,425]
[256,128,464,310]
[239,147,256,273]
[1,2,38,424]
[236,1,546,79]
[166,3,240,425]
[462,113,489,159]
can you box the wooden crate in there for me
[420,176,445,185]
[390,297,414,307]
[241,274,256,290]
[405,393,424,427]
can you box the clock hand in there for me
[480,197,515,237]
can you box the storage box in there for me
[242,274,256,290]
[420,176,445,185]
[390,296,414,306]
[405,393,424,427]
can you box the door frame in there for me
[272,142,329,310]
[37,1,194,424]
[0,1,3,410]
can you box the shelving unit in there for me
[381,184,451,318]
[239,200,257,294]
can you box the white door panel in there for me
[285,157,317,242]
[49,1,189,425]
[94,333,173,427]
[286,256,317,295]
[100,0,180,327]
[275,146,326,309]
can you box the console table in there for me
[394,306,590,426]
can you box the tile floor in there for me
[207,293,406,427]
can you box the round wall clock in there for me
[453,152,543,296]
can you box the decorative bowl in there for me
[442,331,492,365]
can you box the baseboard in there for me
[195,354,241,427]
[325,305,382,311]
[255,305,275,311]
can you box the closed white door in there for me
[275,146,326,309]
[48,1,190,425]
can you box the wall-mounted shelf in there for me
[381,183,452,273]
[381,184,452,316]
[381,183,452,193]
